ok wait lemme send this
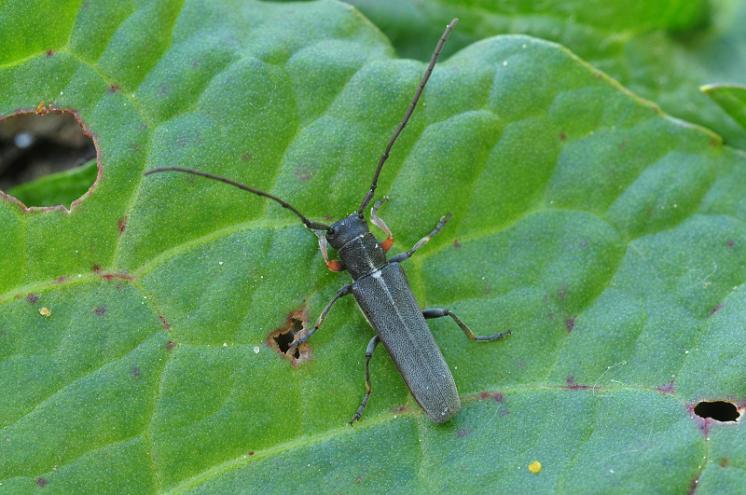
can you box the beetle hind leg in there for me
[423,308,511,342]
[350,335,380,424]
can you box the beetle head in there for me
[326,214,368,249]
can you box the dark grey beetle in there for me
[146,18,510,424]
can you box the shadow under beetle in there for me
[146,18,511,424]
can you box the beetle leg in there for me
[289,284,352,351]
[315,231,345,272]
[350,335,381,424]
[423,308,511,342]
[390,213,451,263]
[371,196,394,252]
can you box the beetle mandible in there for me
[145,18,511,423]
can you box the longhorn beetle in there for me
[145,18,511,424]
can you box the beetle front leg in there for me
[371,196,394,252]
[390,213,451,263]
[350,335,380,424]
[289,284,352,351]
[315,231,345,272]
[423,308,511,342]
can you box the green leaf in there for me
[703,84,746,130]
[346,0,746,149]
[1,1,745,493]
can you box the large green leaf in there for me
[346,0,746,149]
[1,1,745,493]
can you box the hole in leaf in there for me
[694,401,740,422]
[274,324,300,359]
[267,308,311,366]
[0,110,97,208]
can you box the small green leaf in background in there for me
[347,0,746,149]
[703,83,746,130]
[7,159,98,208]
[1,1,746,494]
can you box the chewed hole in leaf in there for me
[0,110,97,208]
[274,328,298,358]
[694,401,740,422]
[267,308,311,366]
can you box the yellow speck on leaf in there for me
[528,460,542,474]
[39,307,51,318]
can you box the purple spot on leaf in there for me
[294,168,313,182]
[159,315,171,331]
[564,375,591,390]
[565,318,575,332]
[657,381,675,394]
[708,304,723,317]
[479,391,503,402]
[558,287,567,301]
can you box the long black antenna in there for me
[357,18,459,216]
[145,166,330,230]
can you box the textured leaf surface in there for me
[1,1,746,494]
[346,0,746,149]
[704,84,746,130]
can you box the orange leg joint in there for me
[316,232,345,272]
[326,259,344,272]
[380,236,394,253]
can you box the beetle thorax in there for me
[326,214,368,249]
[326,214,387,279]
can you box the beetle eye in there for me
[327,227,336,237]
